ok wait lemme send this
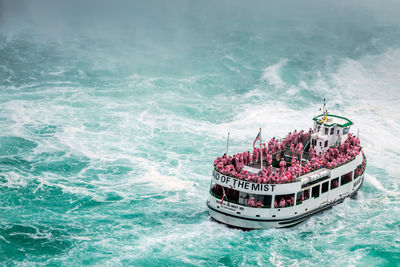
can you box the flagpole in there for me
[226,132,230,155]
[260,128,263,170]
[299,151,303,180]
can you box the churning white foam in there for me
[142,167,194,191]
[1,171,28,188]
[365,173,388,192]
[261,58,288,87]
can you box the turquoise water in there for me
[0,0,399,265]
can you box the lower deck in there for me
[208,186,361,229]
[207,165,365,229]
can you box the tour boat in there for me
[207,107,366,229]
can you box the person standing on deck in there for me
[248,197,256,207]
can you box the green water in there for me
[0,0,399,265]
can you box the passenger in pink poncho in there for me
[263,143,267,158]
[281,174,288,183]
[289,196,295,206]
[279,198,286,208]
[248,197,256,207]
[293,130,298,145]
[279,158,286,168]
[279,158,286,174]
[253,148,259,163]
[267,153,272,166]
[309,146,315,159]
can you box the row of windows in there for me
[316,125,349,136]
[211,170,357,208]
[311,138,329,148]
[305,171,352,200]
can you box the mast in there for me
[226,132,230,154]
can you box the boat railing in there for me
[213,165,301,186]
[302,135,311,151]
[333,136,341,148]
[353,152,367,179]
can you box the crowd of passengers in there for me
[354,157,366,178]
[247,192,309,208]
[273,194,295,208]
[214,130,362,185]
[247,156,365,208]
[246,192,309,208]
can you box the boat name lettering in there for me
[213,169,276,192]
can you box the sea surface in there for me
[0,0,399,266]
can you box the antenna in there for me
[226,132,230,154]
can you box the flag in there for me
[253,131,261,148]
[220,187,226,205]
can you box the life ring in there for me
[275,153,281,161]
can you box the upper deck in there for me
[214,124,362,186]
[212,151,365,195]
[313,114,353,128]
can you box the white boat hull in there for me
[207,174,364,229]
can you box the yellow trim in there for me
[318,116,327,123]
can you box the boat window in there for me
[256,195,272,208]
[340,171,353,186]
[331,177,339,189]
[226,188,240,203]
[296,189,310,205]
[274,194,295,208]
[302,175,329,188]
[343,127,349,135]
[211,185,273,208]
[321,181,329,193]
[319,141,322,147]
[211,183,224,198]
[312,139,316,146]
[238,192,250,205]
[317,126,320,132]
[337,129,340,135]
[330,127,334,135]
[210,183,240,202]
[354,164,363,178]
[312,185,320,198]
[324,127,328,135]
[324,140,328,147]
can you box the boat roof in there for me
[312,114,353,128]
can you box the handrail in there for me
[353,152,367,179]
[302,135,311,149]
[333,136,341,148]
